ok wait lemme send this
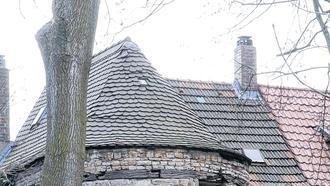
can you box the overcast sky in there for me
[1,0,329,140]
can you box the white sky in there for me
[0,0,329,140]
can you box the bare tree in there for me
[36,0,100,185]
[231,0,330,65]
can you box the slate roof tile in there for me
[4,38,246,170]
[3,38,308,185]
[167,80,307,184]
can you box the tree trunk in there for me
[36,1,100,185]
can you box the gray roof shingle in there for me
[167,79,308,185]
[4,38,246,168]
[4,38,307,185]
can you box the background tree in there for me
[228,0,330,89]
[36,0,100,185]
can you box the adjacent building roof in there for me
[3,38,246,169]
[167,79,307,185]
[261,86,330,185]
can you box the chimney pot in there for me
[237,36,253,46]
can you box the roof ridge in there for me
[260,84,330,94]
[166,80,330,94]
[92,37,132,59]
[91,37,142,65]
[165,78,231,86]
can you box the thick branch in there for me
[313,0,330,54]
[36,21,52,70]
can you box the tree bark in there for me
[36,1,100,185]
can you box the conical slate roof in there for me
[86,38,224,149]
[4,38,241,166]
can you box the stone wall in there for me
[13,147,249,186]
[14,160,42,186]
[83,178,199,186]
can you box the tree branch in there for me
[119,0,174,33]
[278,17,318,57]
[278,29,323,56]
[313,0,330,54]
[257,66,329,77]
[273,24,330,98]
[36,21,52,69]
[111,0,175,42]
[18,0,26,19]
[233,0,297,6]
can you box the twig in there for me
[281,17,318,58]
[227,0,262,32]
[257,66,328,76]
[103,0,111,35]
[279,29,323,56]
[233,0,297,6]
[18,0,26,19]
[313,0,330,54]
[111,0,175,42]
[273,24,330,98]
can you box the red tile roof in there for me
[260,86,330,185]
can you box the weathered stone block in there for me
[137,160,151,166]
[13,147,249,186]
[113,152,122,159]
[146,151,154,158]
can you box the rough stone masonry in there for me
[13,147,249,186]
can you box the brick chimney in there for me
[0,55,9,143]
[234,36,257,91]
